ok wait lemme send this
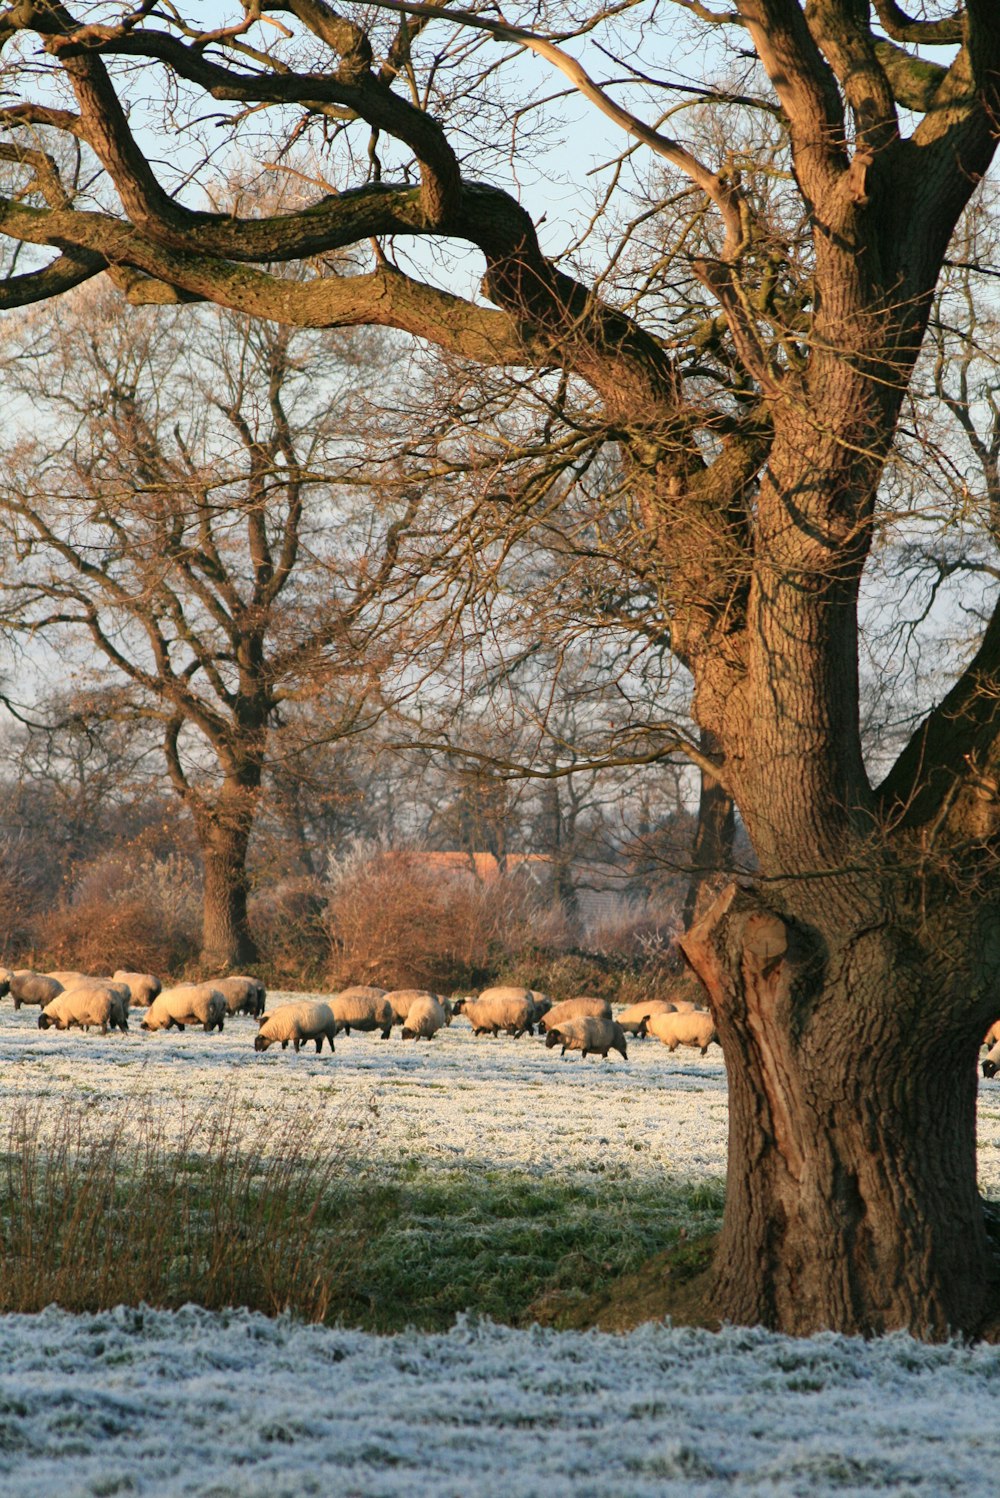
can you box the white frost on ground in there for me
[1,1305,999,1497]
[0,993,732,1184]
[4,993,1000,1189]
[3,993,1000,1496]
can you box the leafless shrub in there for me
[250,875,329,987]
[325,846,533,991]
[36,848,202,974]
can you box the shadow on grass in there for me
[0,1091,724,1331]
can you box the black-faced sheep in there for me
[454,989,535,1037]
[38,984,128,1034]
[983,1040,1000,1078]
[400,994,452,1040]
[545,1015,628,1060]
[0,966,11,998]
[647,1010,718,1055]
[113,970,162,1007]
[984,1020,1000,1052]
[141,984,225,1033]
[254,1001,336,1053]
[538,997,612,1034]
[10,971,63,1010]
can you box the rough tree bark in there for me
[195,789,260,972]
[680,730,735,932]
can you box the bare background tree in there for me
[0,281,423,966]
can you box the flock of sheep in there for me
[0,967,721,1061]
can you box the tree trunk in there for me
[681,884,999,1337]
[197,805,258,971]
[681,728,735,932]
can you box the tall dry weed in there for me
[0,1087,376,1318]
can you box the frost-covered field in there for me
[3,992,1000,1497]
[2,1307,1000,1497]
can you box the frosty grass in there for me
[2,992,1000,1496]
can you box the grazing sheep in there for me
[331,988,395,1038]
[647,1009,719,1055]
[0,966,12,998]
[545,1015,628,1060]
[113,971,162,1007]
[210,975,267,1017]
[984,1020,1000,1051]
[454,989,535,1037]
[10,971,63,1010]
[983,1040,1000,1079]
[616,999,678,1037]
[254,1001,336,1054]
[538,997,611,1033]
[141,984,225,1033]
[46,970,109,990]
[38,984,128,1035]
[400,994,452,1041]
[528,990,552,1024]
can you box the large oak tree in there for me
[0,0,998,1335]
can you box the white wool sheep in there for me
[46,970,109,990]
[616,999,678,1037]
[209,975,267,1017]
[378,988,437,1024]
[141,984,225,1033]
[254,1001,336,1053]
[544,1015,628,1060]
[400,994,452,1041]
[454,989,535,1037]
[10,971,63,1009]
[983,1040,1000,1079]
[331,988,395,1037]
[528,990,552,1024]
[38,984,128,1035]
[113,971,162,1007]
[538,997,611,1033]
[647,1009,719,1055]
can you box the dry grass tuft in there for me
[0,1088,375,1319]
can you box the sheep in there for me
[46,970,109,990]
[378,982,437,1030]
[400,994,452,1041]
[10,971,63,1010]
[454,988,535,1038]
[528,990,552,1024]
[141,984,226,1033]
[537,997,611,1034]
[544,1015,628,1060]
[983,1040,1000,1079]
[331,988,395,1038]
[113,970,162,1007]
[616,999,678,1037]
[38,983,128,1035]
[984,1019,1000,1051]
[209,975,267,1017]
[0,966,11,998]
[254,1001,336,1054]
[647,1009,719,1055]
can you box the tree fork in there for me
[681,883,1000,1337]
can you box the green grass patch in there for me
[0,1093,724,1331]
